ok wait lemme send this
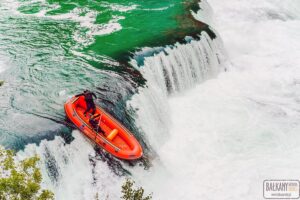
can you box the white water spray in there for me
[129,32,225,151]
[131,32,223,94]
[17,132,124,200]
[128,0,300,199]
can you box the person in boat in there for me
[89,113,103,133]
[75,90,97,115]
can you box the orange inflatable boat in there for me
[64,96,143,160]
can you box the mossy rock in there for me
[0,80,4,86]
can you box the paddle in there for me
[96,114,102,134]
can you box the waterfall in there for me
[128,31,225,152]
[131,32,224,95]
[14,28,226,200]
[11,0,300,199]
[14,2,228,199]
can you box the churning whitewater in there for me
[7,0,300,199]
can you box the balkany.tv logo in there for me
[264,180,300,199]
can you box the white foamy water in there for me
[192,0,213,25]
[128,0,300,199]
[17,131,125,200]
[0,61,5,74]
[131,32,224,94]
[0,57,9,74]
[129,32,225,151]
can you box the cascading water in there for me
[17,132,125,200]
[2,0,300,199]
[13,1,226,196]
[17,29,225,199]
[129,31,225,151]
[131,32,223,94]
[129,0,300,199]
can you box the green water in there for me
[17,0,204,60]
[0,0,205,149]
